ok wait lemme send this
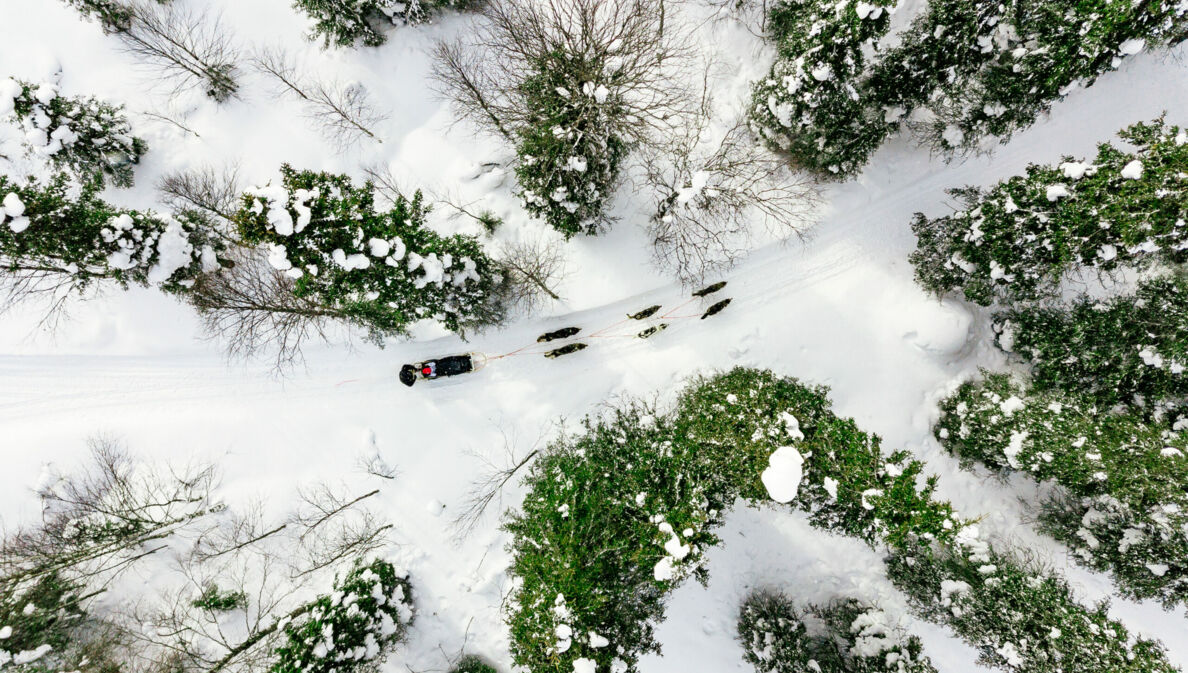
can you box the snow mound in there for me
[761,445,804,504]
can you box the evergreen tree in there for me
[233,165,504,339]
[514,54,627,236]
[995,271,1188,417]
[1,78,147,188]
[272,559,414,673]
[450,655,498,673]
[0,173,222,303]
[61,0,167,33]
[936,372,1188,607]
[910,119,1188,305]
[887,536,1178,673]
[749,0,898,177]
[294,0,470,48]
[738,591,937,673]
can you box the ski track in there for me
[1,2,1188,671]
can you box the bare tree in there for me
[497,237,569,313]
[641,118,819,283]
[157,164,243,227]
[431,0,695,148]
[184,247,343,373]
[290,485,391,577]
[0,438,218,600]
[116,1,242,103]
[254,47,386,150]
[450,428,545,542]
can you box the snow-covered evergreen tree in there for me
[995,271,1188,418]
[505,368,962,673]
[738,591,937,673]
[514,55,626,236]
[936,371,1188,607]
[272,559,414,673]
[233,165,504,339]
[295,0,469,48]
[886,0,1188,155]
[888,533,1179,673]
[749,0,898,177]
[0,173,222,305]
[910,119,1188,305]
[61,0,168,33]
[1,77,147,188]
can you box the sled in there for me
[544,343,588,359]
[628,305,662,320]
[700,298,731,319]
[637,324,668,339]
[399,352,487,387]
[692,281,727,297]
[537,326,581,343]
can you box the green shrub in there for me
[910,119,1188,305]
[191,584,248,612]
[234,165,504,339]
[995,271,1188,418]
[514,53,626,236]
[295,0,474,48]
[936,371,1188,607]
[887,537,1178,673]
[451,654,498,673]
[504,368,960,673]
[0,173,222,297]
[749,0,898,177]
[272,559,414,673]
[1,77,147,188]
[738,591,937,673]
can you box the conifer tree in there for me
[294,0,470,48]
[0,173,222,310]
[937,371,1188,607]
[1,78,147,188]
[910,119,1188,305]
[995,271,1188,416]
[233,165,504,339]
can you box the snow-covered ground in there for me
[2,1,1188,671]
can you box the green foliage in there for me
[294,0,472,48]
[504,368,960,673]
[61,0,169,32]
[910,119,1188,305]
[749,0,898,177]
[936,371,1188,607]
[753,0,1188,175]
[272,559,414,673]
[995,271,1188,416]
[0,572,84,658]
[887,539,1178,673]
[191,584,248,612]
[514,53,626,236]
[0,173,221,296]
[738,591,937,673]
[3,78,147,188]
[450,655,498,673]
[234,165,504,338]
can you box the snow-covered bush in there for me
[936,372,1188,607]
[0,173,222,310]
[1,77,147,188]
[887,535,1178,673]
[738,591,937,673]
[513,54,627,236]
[272,559,414,673]
[233,166,504,338]
[0,572,85,671]
[749,0,898,177]
[504,368,961,673]
[295,0,473,48]
[451,655,498,673]
[883,0,1188,155]
[62,0,168,33]
[995,271,1188,417]
[910,119,1188,305]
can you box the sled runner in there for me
[544,343,587,358]
[637,324,668,339]
[701,298,731,319]
[399,352,487,387]
[628,305,662,320]
[537,326,581,342]
[692,281,727,297]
